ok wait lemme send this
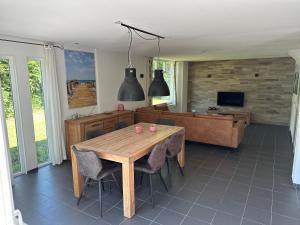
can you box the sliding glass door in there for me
[27,59,49,165]
[0,58,23,174]
[0,56,50,175]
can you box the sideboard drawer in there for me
[84,121,104,140]
[85,121,103,130]
[118,115,133,124]
[103,118,117,129]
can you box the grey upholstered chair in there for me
[135,142,168,208]
[115,121,128,130]
[166,130,185,176]
[86,128,118,192]
[72,146,121,217]
[86,129,105,140]
[156,118,175,126]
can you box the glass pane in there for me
[0,58,21,173]
[27,59,49,165]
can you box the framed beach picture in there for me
[64,49,97,108]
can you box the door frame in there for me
[0,55,27,176]
[0,73,16,225]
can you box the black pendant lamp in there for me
[118,68,145,101]
[148,38,170,97]
[148,69,170,96]
[118,28,145,101]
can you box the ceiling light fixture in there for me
[148,38,170,97]
[118,27,145,101]
[117,22,169,101]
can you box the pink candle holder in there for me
[149,124,157,132]
[135,125,143,134]
[117,104,124,111]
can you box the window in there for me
[27,59,49,165]
[151,59,176,105]
[0,58,22,173]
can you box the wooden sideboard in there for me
[65,110,134,159]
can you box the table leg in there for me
[71,148,83,198]
[177,132,185,168]
[122,162,135,218]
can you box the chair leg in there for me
[140,172,144,185]
[111,173,122,194]
[109,182,112,193]
[159,170,168,192]
[166,158,170,176]
[175,157,184,176]
[149,174,154,208]
[98,180,103,217]
[101,180,105,192]
[77,177,89,206]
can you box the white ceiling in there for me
[1,0,300,61]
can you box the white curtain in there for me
[43,44,66,165]
[170,61,176,105]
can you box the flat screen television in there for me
[217,92,244,107]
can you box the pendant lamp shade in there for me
[148,69,170,96]
[118,68,145,101]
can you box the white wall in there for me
[96,50,149,112]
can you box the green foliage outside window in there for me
[0,59,44,117]
[28,60,45,111]
[0,59,14,117]
[0,59,49,172]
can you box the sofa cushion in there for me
[161,111,194,117]
[136,106,155,111]
[194,113,234,121]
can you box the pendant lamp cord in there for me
[127,28,133,68]
[126,25,161,69]
[157,37,161,63]
[133,29,158,40]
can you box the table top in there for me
[75,123,184,163]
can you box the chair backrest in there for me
[156,118,175,126]
[166,130,185,157]
[147,142,168,171]
[72,146,103,180]
[86,129,105,140]
[115,121,128,130]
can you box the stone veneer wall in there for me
[188,57,295,125]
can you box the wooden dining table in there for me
[71,122,185,218]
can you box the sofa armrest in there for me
[231,120,245,148]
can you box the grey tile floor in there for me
[13,124,300,225]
